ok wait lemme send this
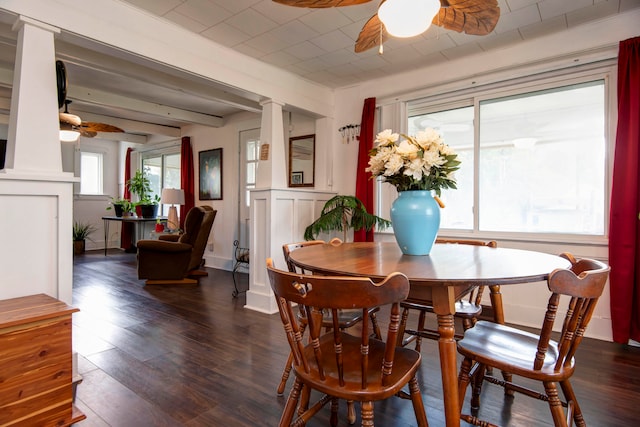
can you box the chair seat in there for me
[457,320,573,381]
[297,333,422,401]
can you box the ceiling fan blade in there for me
[272,0,372,7]
[355,14,388,53]
[80,122,125,133]
[80,130,98,138]
[435,0,500,36]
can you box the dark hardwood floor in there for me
[71,250,640,426]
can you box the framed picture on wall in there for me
[199,148,223,200]
[291,171,303,186]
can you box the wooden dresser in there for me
[0,293,86,426]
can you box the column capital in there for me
[259,98,285,108]
[12,15,60,35]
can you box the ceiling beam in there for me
[55,42,263,114]
[66,85,224,127]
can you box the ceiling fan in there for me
[272,0,500,53]
[56,60,124,139]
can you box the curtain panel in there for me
[180,136,195,229]
[354,97,376,242]
[609,36,640,344]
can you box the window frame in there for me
[75,147,106,197]
[376,63,616,246]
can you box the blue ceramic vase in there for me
[390,190,440,255]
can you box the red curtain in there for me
[354,97,376,242]
[609,36,640,344]
[180,136,195,229]
[120,147,133,250]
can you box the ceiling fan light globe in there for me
[59,129,80,142]
[378,0,440,38]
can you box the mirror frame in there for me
[288,134,315,188]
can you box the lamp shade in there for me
[161,188,185,205]
[378,0,441,38]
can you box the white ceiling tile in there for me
[411,35,457,56]
[316,49,360,67]
[334,3,379,22]
[295,57,330,73]
[252,0,312,25]
[285,41,328,60]
[164,10,208,33]
[310,30,355,52]
[495,4,542,33]
[175,0,232,27]
[505,0,540,12]
[269,20,319,45]
[567,0,621,27]
[298,9,353,34]
[519,15,567,39]
[243,32,292,54]
[440,42,484,61]
[538,0,593,20]
[260,50,300,67]
[201,22,252,46]
[125,0,184,16]
[351,54,392,71]
[232,42,267,58]
[477,29,524,51]
[211,0,261,14]
[226,8,278,37]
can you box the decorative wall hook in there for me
[339,124,360,144]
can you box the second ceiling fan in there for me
[273,0,500,53]
[57,60,124,139]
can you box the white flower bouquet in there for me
[366,128,460,196]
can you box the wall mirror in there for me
[289,134,315,187]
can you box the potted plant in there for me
[127,169,160,218]
[73,221,96,255]
[107,197,134,217]
[304,195,391,242]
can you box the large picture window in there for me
[400,74,608,241]
[142,151,181,216]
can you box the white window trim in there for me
[375,60,616,247]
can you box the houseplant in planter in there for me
[107,197,134,217]
[73,221,96,255]
[304,195,391,242]
[127,169,160,218]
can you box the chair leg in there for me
[458,357,473,410]
[409,376,429,426]
[330,398,339,427]
[277,351,294,395]
[415,310,427,352]
[398,307,410,347]
[369,311,382,340]
[560,379,585,427]
[544,381,568,427]
[471,363,486,409]
[347,400,356,425]
[361,401,374,427]
[280,378,302,427]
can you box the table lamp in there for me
[161,188,185,231]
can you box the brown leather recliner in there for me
[137,206,217,284]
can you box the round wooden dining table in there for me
[288,241,571,427]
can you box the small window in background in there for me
[80,151,103,195]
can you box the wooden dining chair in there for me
[398,238,501,351]
[266,259,429,427]
[456,253,610,427]
[277,239,382,424]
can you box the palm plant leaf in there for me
[304,195,391,241]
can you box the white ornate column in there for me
[0,15,76,305]
[246,99,336,313]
